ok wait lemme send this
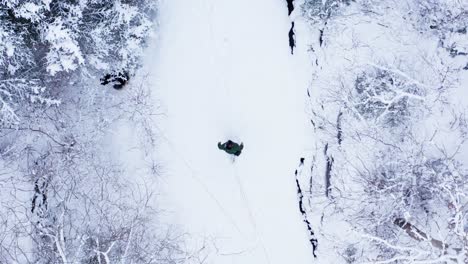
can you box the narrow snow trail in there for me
[152,0,314,263]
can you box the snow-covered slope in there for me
[151,0,315,263]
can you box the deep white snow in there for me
[151,0,315,263]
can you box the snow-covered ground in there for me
[150,0,316,263]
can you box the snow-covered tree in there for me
[0,1,192,263]
[303,0,468,262]
[0,0,156,125]
[0,74,189,263]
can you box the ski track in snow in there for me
[151,0,315,263]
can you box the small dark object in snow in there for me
[218,140,243,156]
[319,22,328,47]
[293,158,319,257]
[289,22,296,55]
[319,29,324,46]
[286,0,294,16]
[100,71,130,90]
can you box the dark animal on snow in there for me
[100,71,130,90]
[289,22,296,55]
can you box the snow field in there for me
[150,0,316,263]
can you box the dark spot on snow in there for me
[286,0,294,16]
[100,71,130,90]
[294,158,318,257]
[309,156,316,196]
[336,111,343,145]
[319,29,324,47]
[289,22,296,55]
[449,47,467,57]
[31,175,50,214]
[324,143,334,198]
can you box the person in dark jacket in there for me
[218,140,244,156]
